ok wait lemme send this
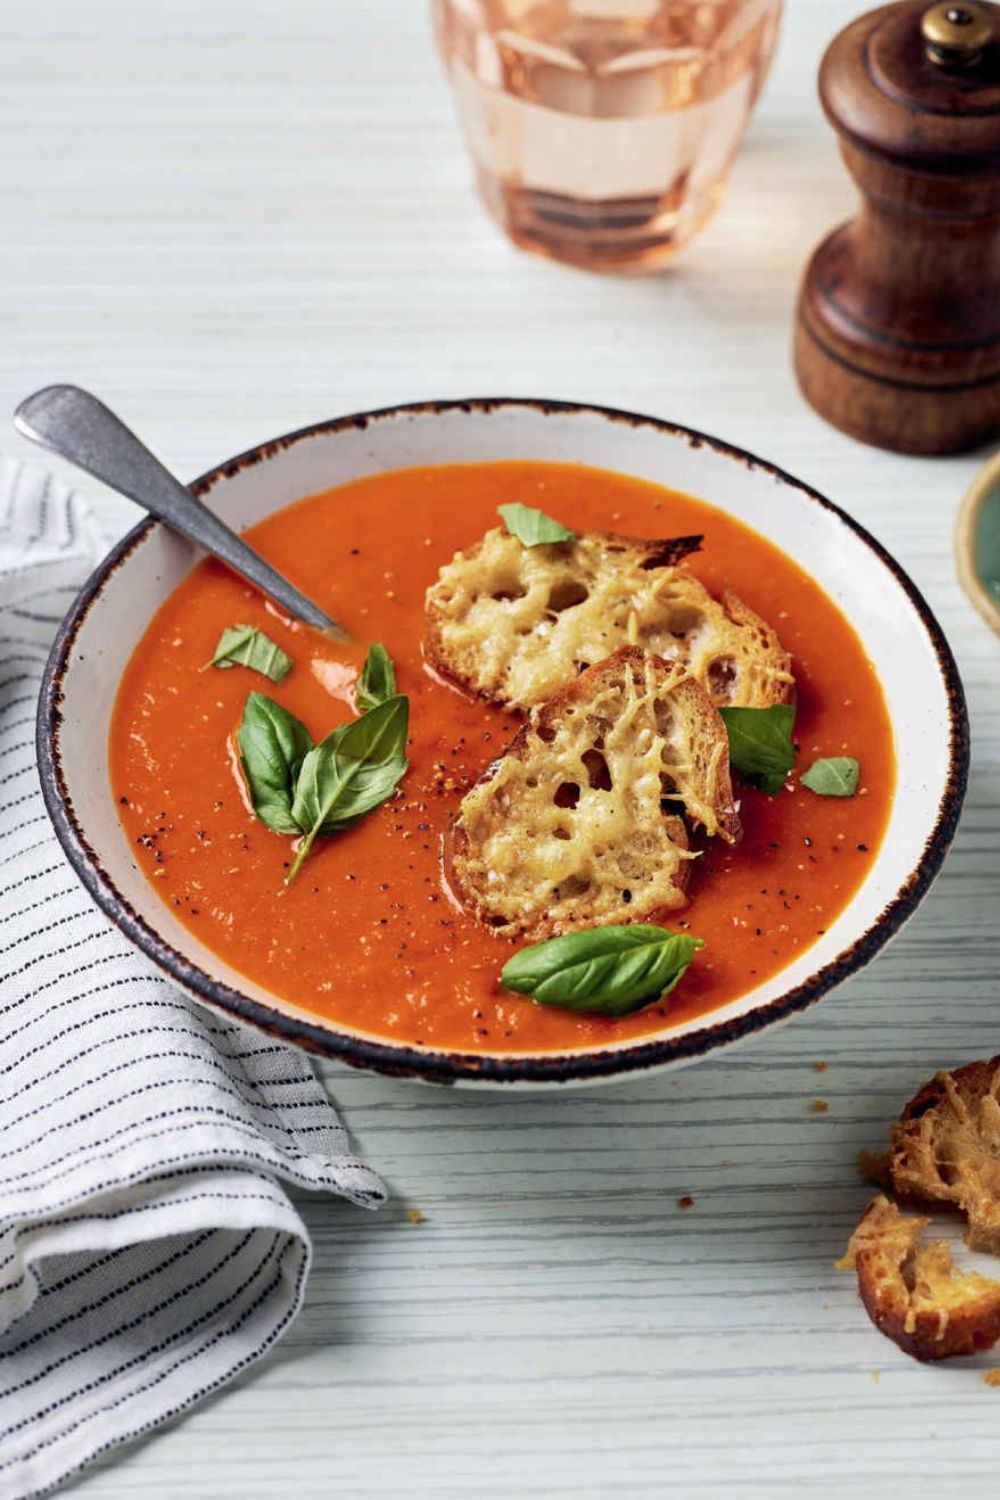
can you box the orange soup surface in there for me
[111,462,894,1054]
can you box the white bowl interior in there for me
[55,404,953,1059]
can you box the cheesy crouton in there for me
[424,526,794,712]
[839,1195,1000,1362]
[889,1058,1000,1255]
[448,647,740,941]
[842,1059,1000,1361]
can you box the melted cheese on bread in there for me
[449,648,740,940]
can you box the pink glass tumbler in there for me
[433,0,783,272]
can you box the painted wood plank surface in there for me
[2,0,999,1493]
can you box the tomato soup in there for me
[110,462,894,1053]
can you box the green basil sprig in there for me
[237,691,408,884]
[801,755,860,797]
[498,502,575,547]
[719,704,796,796]
[237,693,312,835]
[355,642,396,712]
[210,624,293,684]
[287,696,409,883]
[500,924,703,1017]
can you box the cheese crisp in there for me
[425,526,795,712]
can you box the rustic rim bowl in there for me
[37,399,969,1087]
[956,447,1000,640]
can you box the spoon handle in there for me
[14,385,348,641]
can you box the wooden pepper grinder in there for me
[794,2,1000,454]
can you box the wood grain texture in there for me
[2,0,1000,1493]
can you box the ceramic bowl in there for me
[38,399,968,1087]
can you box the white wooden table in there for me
[3,0,1000,1493]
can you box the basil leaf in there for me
[286,694,409,883]
[498,502,575,547]
[500,924,704,1018]
[237,692,313,836]
[356,642,396,712]
[801,755,860,797]
[210,624,292,684]
[719,704,796,796]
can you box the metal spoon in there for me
[14,384,349,641]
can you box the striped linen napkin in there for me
[0,458,385,1499]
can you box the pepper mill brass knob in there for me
[794,1,1000,454]
[922,2,993,64]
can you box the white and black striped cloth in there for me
[0,459,385,1498]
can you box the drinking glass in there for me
[433,0,782,272]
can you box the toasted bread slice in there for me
[448,646,740,940]
[700,588,793,710]
[424,526,794,712]
[838,1195,1000,1361]
[889,1058,1000,1254]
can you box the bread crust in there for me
[424,526,794,713]
[448,646,739,941]
[840,1195,1000,1362]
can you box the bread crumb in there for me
[814,1060,828,1073]
[812,1098,829,1113]
[678,1195,695,1210]
[858,1148,892,1187]
[871,1370,880,1384]
[984,1369,1000,1387]
[407,1208,423,1225]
